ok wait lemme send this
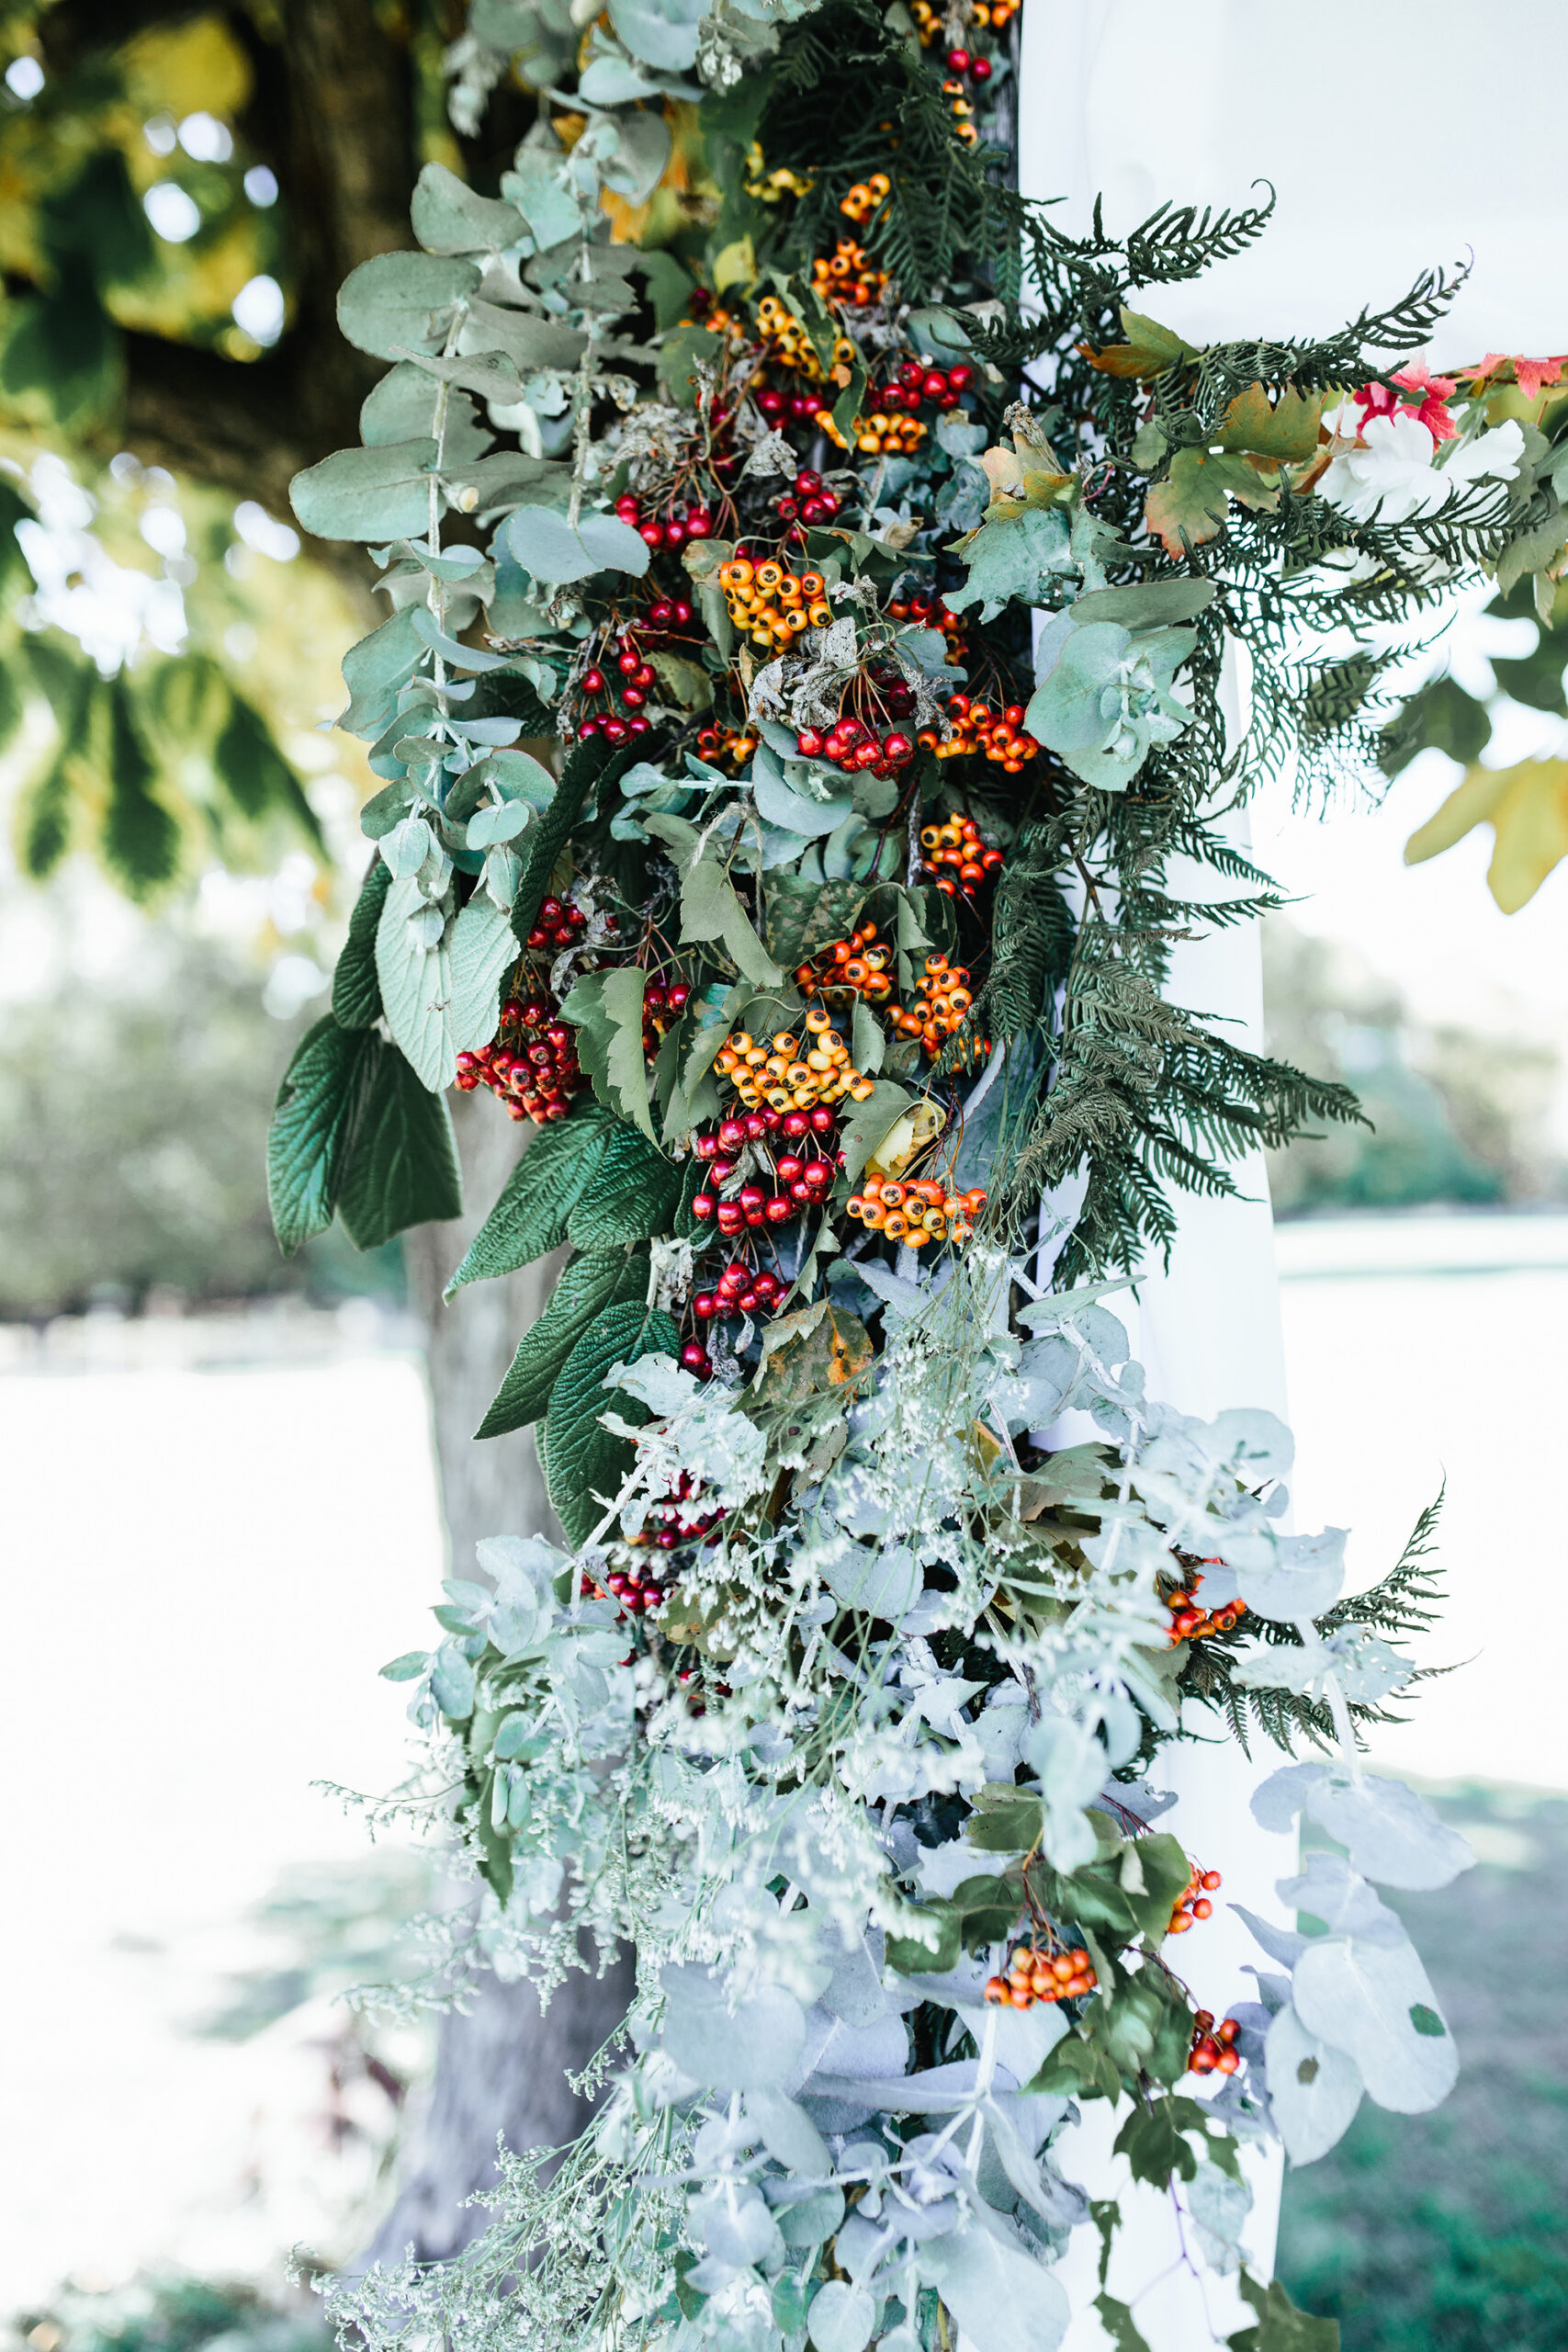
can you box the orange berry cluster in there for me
[795,922,895,1006]
[743,144,814,204]
[754,292,853,382]
[985,1942,1097,2008]
[840,172,892,223]
[911,0,1017,42]
[942,74,979,145]
[1190,2011,1242,2076]
[845,1170,984,1250]
[1168,1862,1223,1936]
[920,693,1040,773]
[1166,1575,1247,1645]
[715,1009,876,1113]
[717,558,832,648]
[886,954,989,1065]
[694,719,761,768]
[822,405,928,458]
[919,813,1006,899]
[810,238,888,311]
[886,586,967,664]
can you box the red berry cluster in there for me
[519,896,590,956]
[1166,1568,1247,1645]
[579,614,689,744]
[641,976,692,1057]
[689,1110,839,1233]
[632,1469,726,1551]
[795,704,918,774]
[754,384,829,427]
[456,965,589,1124]
[886,585,966,662]
[943,44,994,79]
[613,491,714,552]
[682,1262,790,1374]
[772,467,841,527]
[1190,2011,1241,2076]
[1168,1862,1223,1936]
[869,356,974,416]
[591,1562,670,1618]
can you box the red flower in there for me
[1354,362,1458,446]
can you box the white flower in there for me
[1320,412,1524,526]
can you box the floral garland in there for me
[264,2,1568,2344]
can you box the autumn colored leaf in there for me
[1082,305,1200,380]
[1215,381,1327,463]
[1404,758,1568,912]
[979,435,1074,514]
[1144,447,1280,558]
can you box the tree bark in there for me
[368,1089,633,2265]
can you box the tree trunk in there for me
[364,1090,633,2267]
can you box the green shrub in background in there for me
[7,2276,329,2352]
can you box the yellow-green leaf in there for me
[1084,306,1200,380]
[1404,758,1568,911]
[1144,447,1279,558]
[1215,382,1327,462]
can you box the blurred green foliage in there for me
[0,914,401,1313]
[1262,918,1563,1214]
[8,2275,330,2352]
[1279,1784,1568,2352]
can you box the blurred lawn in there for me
[1277,1781,1568,2350]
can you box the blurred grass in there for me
[1277,1781,1568,2350]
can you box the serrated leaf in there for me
[1085,306,1201,379]
[559,966,657,1140]
[476,1248,647,1438]
[447,1103,615,1295]
[565,1123,681,1249]
[1145,447,1280,558]
[679,855,784,985]
[543,1298,681,1543]
[336,1039,462,1249]
[266,1016,377,1253]
[1215,382,1327,462]
[333,856,392,1028]
[764,875,867,967]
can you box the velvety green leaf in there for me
[266,1015,377,1254]
[506,505,651,585]
[476,1248,648,1437]
[290,439,438,542]
[333,856,393,1028]
[376,872,449,1088]
[337,252,480,360]
[337,1039,463,1250]
[543,1297,681,1543]
[446,1103,615,1294]
[680,855,784,985]
[559,966,657,1139]
[340,605,427,740]
[565,1123,681,1249]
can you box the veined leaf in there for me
[337,1038,462,1250]
[680,855,784,985]
[1215,382,1327,462]
[565,1123,681,1249]
[446,1102,615,1295]
[1145,447,1280,558]
[476,1247,648,1437]
[543,1298,682,1544]
[1404,757,1568,911]
[333,855,392,1028]
[267,1015,377,1253]
[1084,305,1201,379]
[559,966,657,1139]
